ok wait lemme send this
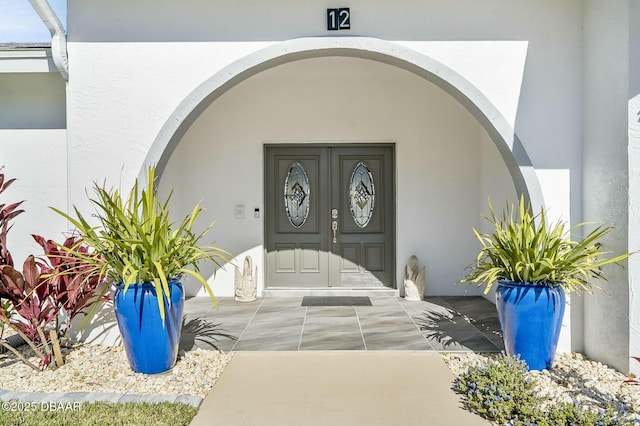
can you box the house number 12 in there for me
[327,8,350,31]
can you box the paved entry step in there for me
[263,288,399,297]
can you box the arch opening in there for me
[143,37,543,213]
[146,37,543,298]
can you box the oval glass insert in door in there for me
[349,161,375,228]
[283,161,310,228]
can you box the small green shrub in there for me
[506,402,635,425]
[454,353,640,426]
[453,353,538,424]
[460,196,630,294]
[53,166,231,321]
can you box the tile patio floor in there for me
[180,296,504,353]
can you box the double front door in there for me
[265,145,395,288]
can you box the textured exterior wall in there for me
[0,129,68,263]
[627,0,640,377]
[583,0,631,373]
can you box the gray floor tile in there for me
[244,318,304,336]
[209,300,262,315]
[183,295,500,353]
[220,298,263,307]
[424,328,500,352]
[303,317,360,333]
[468,316,501,333]
[363,333,432,350]
[300,331,365,350]
[232,331,302,351]
[422,320,480,337]
[368,297,403,307]
[305,306,358,318]
[259,297,305,309]
[180,317,239,351]
[421,296,455,308]
[209,316,254,328]
[452,332,501,352]
[359,315,421,330]
[427,338,472,352]
[446,297,497,316]
[357,314,424,348]
[481,331,505,349]
[355,305,409,318]
[252,307,306,319]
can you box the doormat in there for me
[301,296,372,307]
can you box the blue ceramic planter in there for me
[114,278,184,374]
[495,281,565,371]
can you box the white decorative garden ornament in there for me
[403,255,425,301]
[234,255,257,302]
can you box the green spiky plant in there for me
[52,166,230,321]
[461,195,630,294]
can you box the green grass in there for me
[0,401,197,426]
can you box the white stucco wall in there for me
[583,0,631,373]
[0,130,68,263]
[627,0,640,377]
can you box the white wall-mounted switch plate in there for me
[235,205,245,219]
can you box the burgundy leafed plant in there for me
[0,172,24,267]
[0,170,24,324]
[0,254,61,341]
[0,170,104,370]
[0,236,104,370]
[32,234,104,332]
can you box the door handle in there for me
[332,220,338,244]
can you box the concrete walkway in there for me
[190,351,489,426]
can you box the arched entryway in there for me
[142,37,542,297]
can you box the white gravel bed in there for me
[1,342,232,398]
[443,352,640,415]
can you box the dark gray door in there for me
[265,145,394,288]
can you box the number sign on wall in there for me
[327,8,350,31]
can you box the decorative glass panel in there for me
[349,161,375,228]
[283,161,310,228]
